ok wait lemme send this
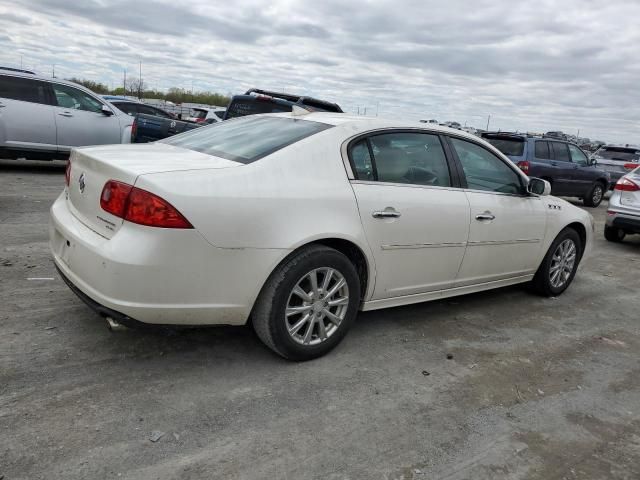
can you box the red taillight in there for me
[131,118,137,141]
[99,180,193,229]
[623,163,638,170]
[100,180,133,217]
[517,160,530,174]
[614,177,640,192]
[65,160,71,186]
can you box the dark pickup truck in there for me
[131,114,201,143]
[132,88,343,143]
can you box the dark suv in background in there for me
[482,132,610,207]
[223,88,343,119]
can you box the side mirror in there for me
[527,177,551,196]
[101,105,114,116]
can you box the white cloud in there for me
[1,0,638,143]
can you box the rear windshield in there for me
[225,98,292,119]
[597,147,640,162]
[482,136,525,156]
[160,116,332,164]
[191,109,207,119]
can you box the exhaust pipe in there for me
[105,316,128,332]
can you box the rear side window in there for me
[225,98,292,119]
[0,75,50,105]
[535,141,551,159]
[366,132,451,187]
[550,142,571,162]
[160,116,332,164]
[350,140,375,181]
[482,136,525,156]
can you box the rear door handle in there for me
[475,211,495,221]
[58,112,73,117]
[372,208,401,219]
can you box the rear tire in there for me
[531,228,582,297]
[583,182,605,207]
[604,225,625,243]
[252,245,361,361]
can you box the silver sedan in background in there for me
[605,166,640,242]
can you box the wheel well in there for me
[311,238,369,300]
[567,222,587,256]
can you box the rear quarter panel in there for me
[134,126,371,253]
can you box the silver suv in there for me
[0,67,133,160]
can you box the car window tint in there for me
[52,84,103,113]
[225,99,292,118]
[214,111,225,119]
[367,132,451,187]
[482,136,525,156]
[350,140,374,181]
[551,142,571,162]
[160,116,332,164]
[450,137,523,194]
[535,141,551,159]
[568,144,588,166]
[113,102,137,116]
[0,75,50,105]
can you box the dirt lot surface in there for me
[1,159,639,480]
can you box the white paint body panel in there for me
[49,113,594,326]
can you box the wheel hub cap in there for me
[549,239,577,289]
[285,267,349,346]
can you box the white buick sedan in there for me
[50,112,594,360]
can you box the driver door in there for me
[50,83,121,151]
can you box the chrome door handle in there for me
[475,212,495,221]
[58,112,73,117]
[372,209,401,219]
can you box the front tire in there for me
[583,182,605,207]
[531,228,582,297]
[604,225,625,242]
[252,245,361,361]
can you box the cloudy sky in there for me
[1,0,638,143]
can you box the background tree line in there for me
[68,77,230,106]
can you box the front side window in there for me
[52,84,103,113]
[0,75,50,105]
[550,142,571,162]
[364,132,451,187]
[161,116,332,164]
[450,137,523,194]
[568,144,588,166]
[535,141,551,159]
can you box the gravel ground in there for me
[1,158,639,480]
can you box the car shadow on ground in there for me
[0,158,67,173]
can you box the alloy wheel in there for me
[285,268,349,346]
[549,239,577,288]
[592,185,603,204]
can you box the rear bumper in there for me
[50,192,288,326]
[606,211,640,233]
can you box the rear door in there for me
[51,82,121,150]
[548,141,574,195]
[0,74,57,152]
[349,130,470,299]
[447,136,546,285]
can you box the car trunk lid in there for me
[66,143,241,238]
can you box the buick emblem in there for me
[78,173,86,193]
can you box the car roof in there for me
[264,112,486,142]
[0,69,110,98]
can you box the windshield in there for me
[596,147,640,162]
[483,136,525,156]
[160,116,332,164]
